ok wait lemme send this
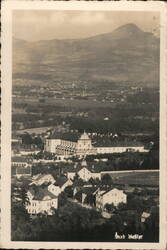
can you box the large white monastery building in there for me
[45,132,147,157]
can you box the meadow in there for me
[108,170,159,186]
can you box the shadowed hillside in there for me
[13,23,160,87]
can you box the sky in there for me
[13,10,160,42]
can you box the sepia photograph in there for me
[1,1,166,249]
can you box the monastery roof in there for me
[47,132,80,142]
[93,139,143,147]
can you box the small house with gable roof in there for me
[26,186,58,215]
[67,164,101,182]
[96,187,127,210]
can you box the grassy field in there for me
[109,171,159,186]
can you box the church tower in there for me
[76,131,96,156]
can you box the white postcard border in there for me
[1,1,167,249]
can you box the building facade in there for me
[67,166,101,181]
[45,132,147,157]
[97,146,147,154]
[26,175,73,215]
[96,188,127,210]
[45,132,97,156]
[30,174,56,186]
[26,189,58,215]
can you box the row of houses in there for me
[25,173,127,216]
[12,157,101,181]
[74,185,127,209]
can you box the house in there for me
[47,183,62,196]
[95,140,148,154]
[48,176,73,196]
[12,156,32,168]
[67,164,101,182]
[12,165,32,178]
[19,149,40,156]
[26,186,58,215]
[67,169,76,180]
[96,146,147,154]
[78,167,101,181]
[30,174,55,186]
[30,174,73,197]
[141,212,150,222]
[55,176,73,192]
[12,156,32,178]
[96,188,127,210]
[77,167,92,182]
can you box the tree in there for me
[117,202,127,211]
[74,190,82,203]
[88,177,96,186]
[127,195,145,214]
[11,182,30,208]
[58,192,67,208]
[33,136,44,149]
[104,203,115,213]
[21,133,33,145]
[101,174,113,186]
[73,174,85,187]
[123,210,143,235]
[88,177,101,186]
[109,214,124,233]
[64,186,73,198]
[84,193,96,206]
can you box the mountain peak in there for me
[111,23,143,39]
[115,23,142,32]
[13,22,159,86]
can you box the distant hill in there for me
[13,23,160,87]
